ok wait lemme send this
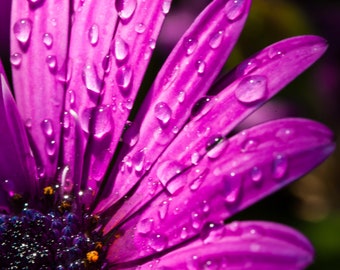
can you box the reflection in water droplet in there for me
[116,0,137,20]
[88,23,99,46]
[113,37,129,61]
[235,75,267,104]
[209,30,224,49]
[154,102,172,125]
[272,154,288,179]
[82,63,102,94]
[42,33,53,48]
[183,37,198,55]
[225,0,245,21]
[116,66,133,89]
[13,18,32,43]
[10,53,22,67]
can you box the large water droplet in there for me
[209,30,224,49]
[206,135,223,151]
[224,172,242,204]
[82,63,103,94]
[13,18,32,43]
[41,119,54,138]
[235,75,267,104]
[132,149,146,172]
[116,65,132,89]
[154,102,172,125]
[102,54,111,73]
[272,154,288,179]
[10,53,22,67]
[157,160,184,187]
[137,218,154,234]
[123,122,140,146]
[162,0,171,14]
[191,96,211,117]
[113,37,129,61]
[46,55,57,71]
[80,105,114,139]
[195,60,206,74]
[88,23,99,46]
[42,33,53,48]
[148,233,168,252]
[225,0,246,21]
[116,0,137,20]
[183,37,198,55]
[158,200,169,220]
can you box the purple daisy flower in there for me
[0,0,335,269]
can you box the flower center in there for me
[0,186,107,269]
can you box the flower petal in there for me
[95,0,251,212]
[105,118,334,263]
[0,62,37,211]
[10,0,70,183]
[136,221,314,270]
[97,35,328,223]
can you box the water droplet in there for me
[13,18,32,43]
[63,111,70,129]
[191,96,211,117]
[241,138,258,152]
[235,75,267,104]
[191,152,200,165]
[180,227,188,239]
[195,60,206,74]
[183,37,198,55]
[116,65,132,89]
[224,172,242,204]
[56,59,73,83]
[207,139,229,159]
[148,233,168,252]
[42,33,53,48]
[135,22,146,33]
[41,119,54,138]
[102,54,111,74]
[116,0,137,20]
[189,168,208,191]
[80,105,114,139]
[156,160,184,187]
[268,46,285,59]
[191,211,203,229]
[250,166,262,183]
[272,154,288,179]
[46,55,57,71]
[113,37,129,61]
[78,188,94,210]
[10,53,22,67]
[148,177,159,195]
[123,122,139,146]
[88,23,99,46]
[172,125,179,134]
[28,0,43,4]
[177,91,185,103]
[158,200,169,220]
[206,135,223,151]
[132,149,146,172]
[45,140,57,156]
[1,179,16,196]
[137,218,154,234]
[209,30,224,49]
[82,63,102,94]
[275,128,294,142]
[225,0,246,21]
[162,0,171,14]
[154,102,172,125]
[237,58,259,75]
[25,118,32,128]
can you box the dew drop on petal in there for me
[209,30,224,49]
[158,200,169,220]
[177,91,185,103]
[154,102,172,125]
[235,75,267,104]
[191,96,211,117]
[157,160,184,187]
[113,37,129,61]
[250,166,262,183]
[137,218,154,234]
[13,18,32,43]
[191,152,200,165]
[116,0,137,20]
[237,58,259,76]
[225,0,246,21]
[189,169,208,191]
[224,172,242,204]
[148,234,168,252]
[82,63,102,94]
[102,54,111,73]
[180,227,188,239]
[42,33,53,48]
[195,60,206,74]
[132,149,146,172]
[241,138,258,152]
[41,119,54,138]
[191,211,203,229]
[268,46,285,60]
[272,154,288,179]
[10,53,22,67]
[162,0,171,14]
[46,55,57,71]
[123,122,140,147]
[28,0,43,4]
[135,22,146,34]
[1,179,16,196]
[88,23,99,46]
[45,140,56,157]
[206,135,223,151]
[207,139,229,159]
[116,66,133,90]
[183,37,198,55]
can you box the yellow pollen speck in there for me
[95,242,103,250]
[86,250,99,263]
[43,186,54,195]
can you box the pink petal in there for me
[95,0,251,213]
[0,62,37,211]
[10,0,70,184]
[136,221,314,270]
[105,118,334,263]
